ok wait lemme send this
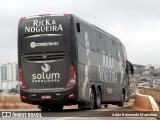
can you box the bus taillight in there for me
[66,66,76,88]
[18,68,27,89]
[21,95,26,99]
[63,13,69,16]
[21,17,26,21]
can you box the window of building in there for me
[1,66,7,81]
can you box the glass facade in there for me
[1,65,7,81]
[16,64,18,81]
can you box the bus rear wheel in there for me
[95,88,101,109]
[49,104,64,112]
[118,92,125,107]
[38,105,49,112]
[88,88,95,110]
[104,104,108,108]
[78,88,95,110]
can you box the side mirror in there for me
[126,60,134,74]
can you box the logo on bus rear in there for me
[30,42,59,48]
[31,63,60,83]
[25,19,63,33]
[30,42,36,48]
[42,63,50,72]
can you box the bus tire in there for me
[78,88,95,110]
[41,108,48,112]
[118,91,125,107]
[49,104,64,112]
[126,97,130,102]
[95,88,101,109]
[88,88,95,110]
[104,104,108,108]
[39,105,49,112]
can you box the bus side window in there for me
[76,23,80,33]
[76,23,85,47]
[107,38,112,57]
[121,44,127,67]
[104,35,110,56]
[90,30,98,51]
[126,60,134,74]
[83,25,91,49]
[111,39,118,60]
[97,33,105,54]
[76,23,91,49]
[117,42,124,63]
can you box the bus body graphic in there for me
[18,14,133,111]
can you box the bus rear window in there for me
[22,36,67,54]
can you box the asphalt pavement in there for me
[0,104,158,120]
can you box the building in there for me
[145,64,155,70]
[154,64,160,69]
[0,62,19,92]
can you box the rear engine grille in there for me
[25,53,65,61]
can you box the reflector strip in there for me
[25,34,63,38]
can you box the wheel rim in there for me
[97,90,101,107]
[90,89,94,109]
[121,93,125,105]
[122,93,124,101]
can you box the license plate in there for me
[41,95,51,99]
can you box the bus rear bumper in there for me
[20,86,78,105]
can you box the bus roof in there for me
[71,14,121,43]
[21,13,70,20]
[20,13,121,43]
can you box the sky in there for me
[0,0,160,65]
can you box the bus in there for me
[18,14,134,111]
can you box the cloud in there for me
[0,0,160,65]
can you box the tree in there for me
[0,89,3,94]
[9,88,19,94]
[141,78,147,82]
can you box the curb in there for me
[0,95,37,109]
[131,93,159,111]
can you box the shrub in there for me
[9,88,19,94]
